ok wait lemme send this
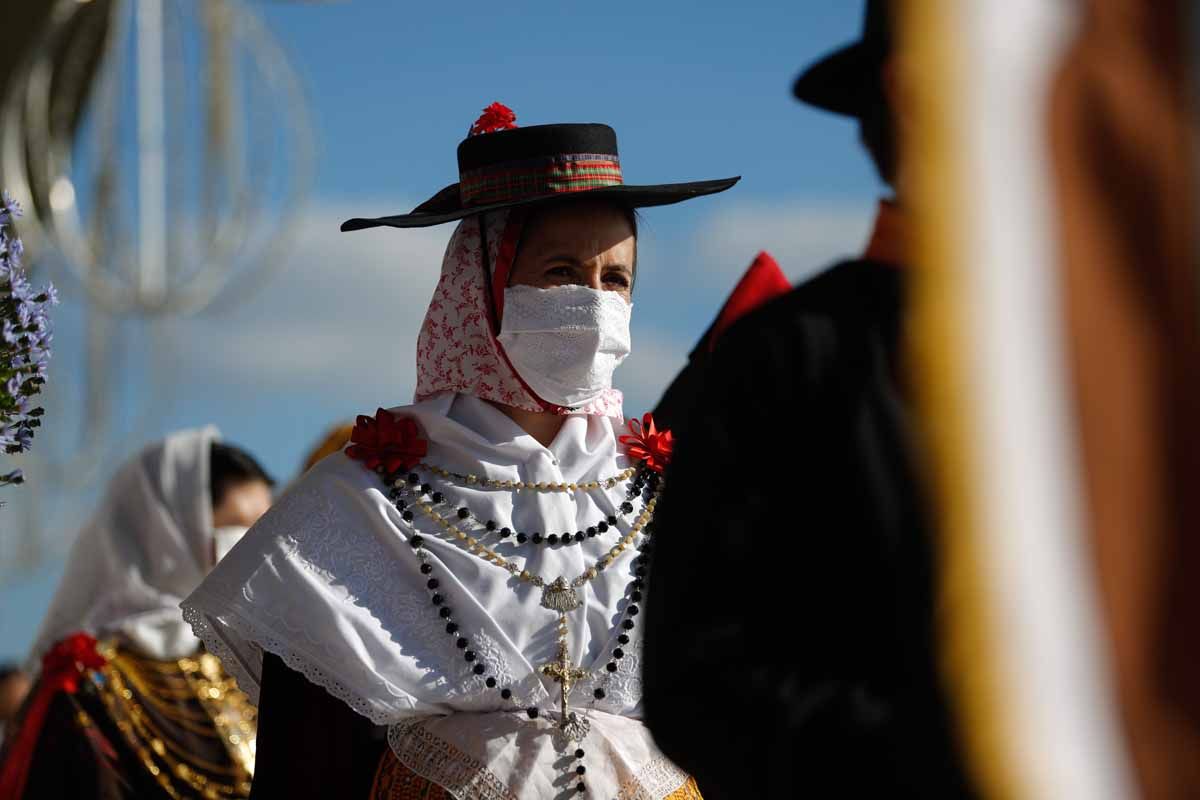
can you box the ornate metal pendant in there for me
[540,577,582,612]
[555,712,591,745]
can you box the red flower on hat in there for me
[346,409,428,473]
[619,413,674,474]
[470,102,518,137]
[41,632,106,694]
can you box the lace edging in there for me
[387,720,518,800]
[386,717,691,800]
[181,601,403,728]
[617,755,691,800]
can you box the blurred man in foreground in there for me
[643,1,977,797]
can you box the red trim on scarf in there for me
[862,199,908,268]
[708,251,792,351]
[490,208,526,325]
[481,210,568,414]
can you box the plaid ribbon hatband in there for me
[460,154,623,206]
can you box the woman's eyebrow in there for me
[539,253,582,265]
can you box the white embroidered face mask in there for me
[497,284,632,409]
[212,525,250,565]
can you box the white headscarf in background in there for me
[29,427,220,666]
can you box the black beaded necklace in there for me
[402,507,655,796]
[386,467,658,548]
[343,404,671,796]
[361,452,658,798]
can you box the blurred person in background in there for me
[0,429,273,800]
[298,422,354,476]
[642,1,977,797]
[182,104,736,799]
[0,666,32,745]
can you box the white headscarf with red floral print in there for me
[414,209,624,418]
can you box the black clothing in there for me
[250,653,387,800]
[12,647,253,800]
[643,260,976,799]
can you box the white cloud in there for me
[170,201,452,398]
[166,199,874,410]
[695,200,876,288]
[615,330,689,416]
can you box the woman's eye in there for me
[603,274,630,288]
[545,266,573,279]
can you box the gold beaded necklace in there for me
[420,464,638,494]
[401,470,662,745]
[410,487,659,612]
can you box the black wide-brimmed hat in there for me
[792,0,891,118]
[341,104,739,231]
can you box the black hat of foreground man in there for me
[341,103,739,231]
[792,0,892,118]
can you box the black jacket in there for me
[643,260,976,799]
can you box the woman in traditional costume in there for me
[181,104,737,799]
[298,422,355,476]
[0,428,273,800]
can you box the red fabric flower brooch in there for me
[619,413,673,474]
[42,632,106,694]
[470,102,518,136]
[346,409,428,474]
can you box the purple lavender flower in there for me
[8,235,24,265]
[1,229,25,262]
[25,350,50,374]
[2,188,51,489]
[30,336,53,361]
[14,302,34,330]
[8,272,31,303]
[0,191,21,225]
[35,285,58,306]
[22,305,49,336]
[6,425,32,453]
[1,319,18,346]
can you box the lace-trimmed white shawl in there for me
[182,394,688,799]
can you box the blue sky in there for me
[0,0,881,661]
